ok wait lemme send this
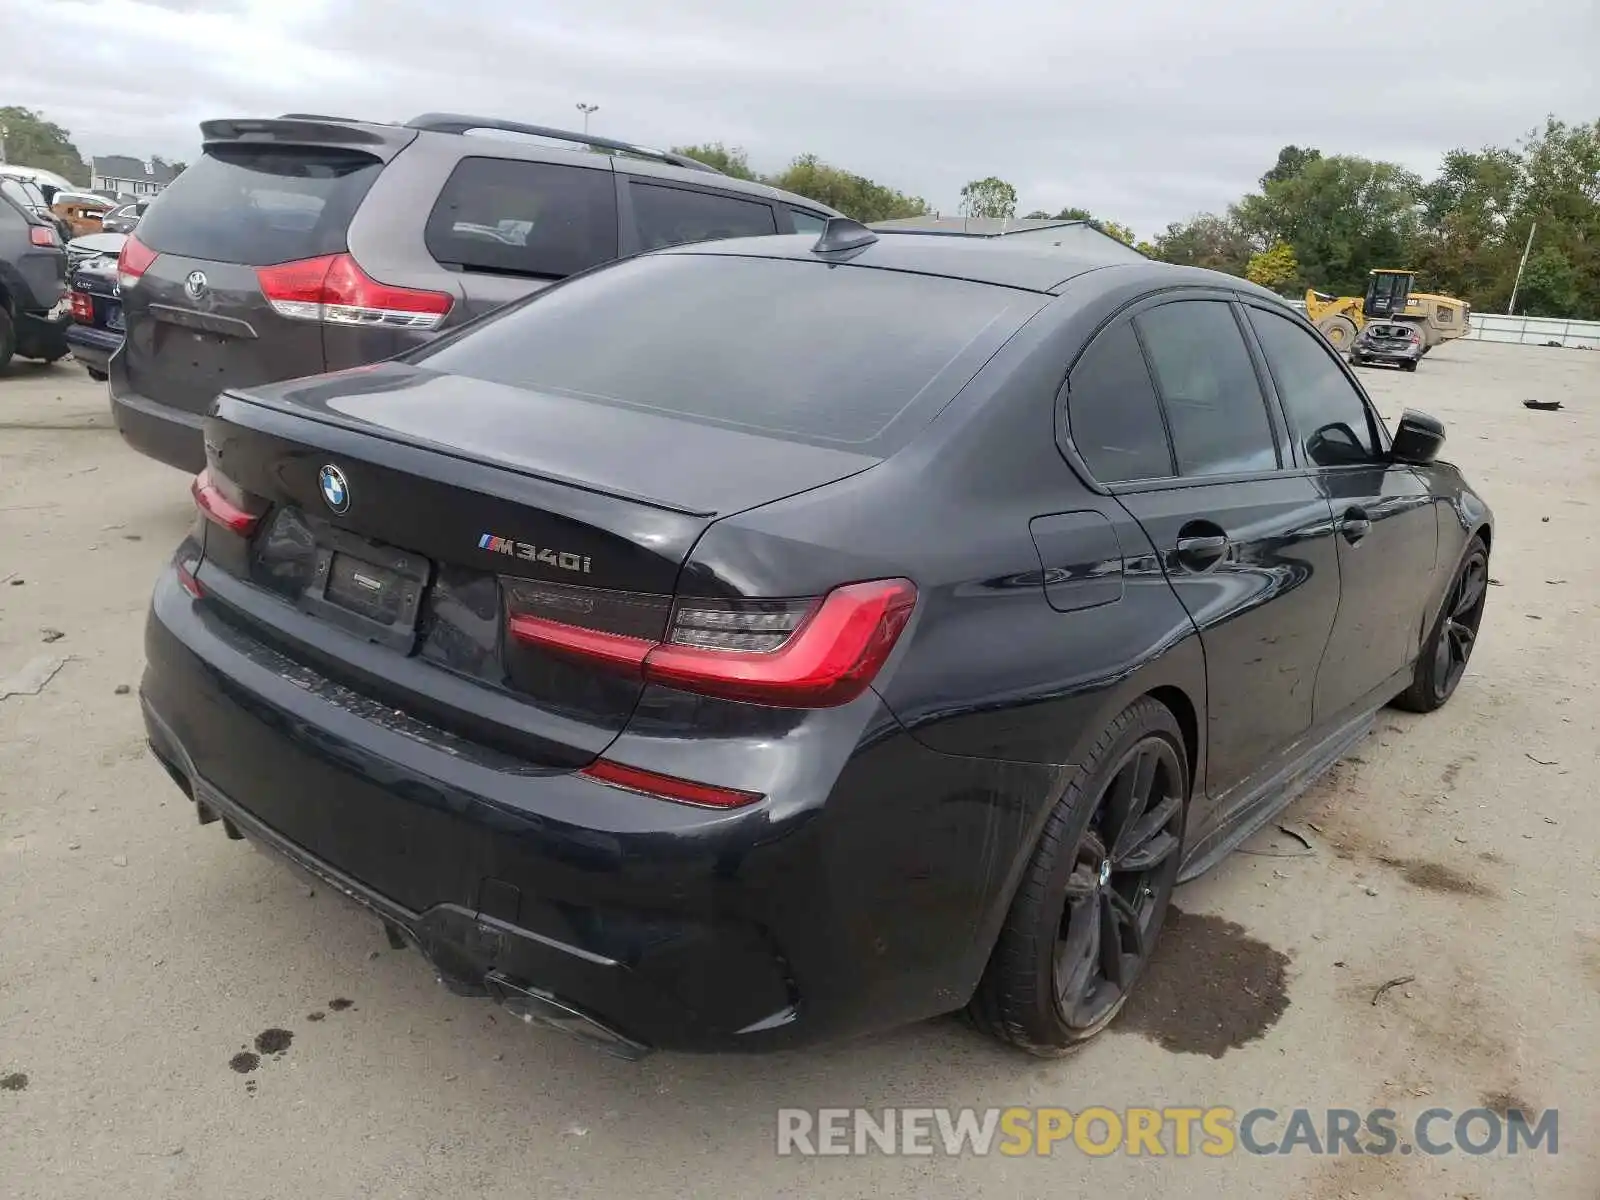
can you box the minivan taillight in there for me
[507,578,918,709]
[29,225,58,248]
[118,234,157,288]
[256,254,452,330]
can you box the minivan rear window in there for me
[134,146,381,266]
[414,253,1034,448]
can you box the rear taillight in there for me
[118,234,157,288]
[69,291,93,323]
[29,225,58,247]
[256,254,452,330]
[507,577,918,709]
[191,469,264,536]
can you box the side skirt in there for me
[1176,704,1378,883]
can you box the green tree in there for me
[959,176,1018,219]
[1260,145,1322,190]
[1023,209,1051,219]
[1246,242,1300,291]
[767,154,928,222]
[0,106,90,185]
[1095,219,1136,245]
[1052,206,1094,221]
[1238,155,1423,295]
[669,143,756,181]
[1152,213,1253,275]
[1514,244,1581,316]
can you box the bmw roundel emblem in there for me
[319,465,350,514]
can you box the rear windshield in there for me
[413,253,1033,448]
[134,146,381,265]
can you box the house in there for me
[91,155,182,199]
[871,216,1147,261]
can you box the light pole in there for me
[575,103,598,136]
[0,124,8,166]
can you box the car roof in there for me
[660,231,1279,298]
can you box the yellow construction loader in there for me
[1304,269,1471,354]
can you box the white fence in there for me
[1461,312,1600,350]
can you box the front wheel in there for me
[1394,537,1488,712]
[969,697,1189,1056]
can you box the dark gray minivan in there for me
[110,113,842,472]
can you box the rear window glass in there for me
[134,146,379,266]
[425,157,618,279]
[415,253,1031,448]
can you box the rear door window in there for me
[133,146,381,265]
[1135,300,1279,476]
[630,183,777,250]
[1065,322,1173,483]
[415,252,1035,450]
[425,157,619,280]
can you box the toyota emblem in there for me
[184,270,209,300]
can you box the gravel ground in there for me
[2,340,1597,1199]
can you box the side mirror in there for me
[1391,408,1445,465]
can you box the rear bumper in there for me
[109,378,206,472]
[14,311,71,360]
[141,564,1049,1053]
[66,324,121,373]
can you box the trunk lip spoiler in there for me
[216,388,719,518]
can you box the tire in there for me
[1403,360,1419,372]
[1394,537,1488,713]
[0,308,15,373]
[1318,315,1358,350]
[969,696,1190,1056]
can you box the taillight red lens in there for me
[118,234,157,286]
[256,253,452,329]
[508,577,918,708]
[29,225,57,247]
[191,469,262,536]
[69,291,93,322]
[580,758,763,809]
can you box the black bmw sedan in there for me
[140,223,1492,1058]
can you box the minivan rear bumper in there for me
[140,564,1039,1053]
[110,381,206,472]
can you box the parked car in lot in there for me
[0,187,70,370]
[109,111,843,472]
[1349,320,1424,371]
[100,199,147,234]
[65,234,127,381]
[140,224,1493,1057]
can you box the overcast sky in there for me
[4,0,1597,237]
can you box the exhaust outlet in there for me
[483,971,651,1060]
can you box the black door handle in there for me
[1174,533,1230,572]
[1341,507,1372,544]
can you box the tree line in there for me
[685,117,1599,319]
[9,100,1594,317]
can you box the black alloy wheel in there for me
[1396,537,1488,712]
[970,697,1189,1056]
[1053,736,1185,1032]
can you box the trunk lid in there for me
[197,366,879,766]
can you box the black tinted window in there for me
[135,147,380,265]
[1248,307,1378,466]
[425,158,618,279]
[789,209,828,235]
[418,254,1028,449]
[1066,323,1173,482]
[1136,301,1278,476]
[632,184,776,250]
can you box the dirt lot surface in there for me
[3,341,1597,1198]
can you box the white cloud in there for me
[5,0,1597,236]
